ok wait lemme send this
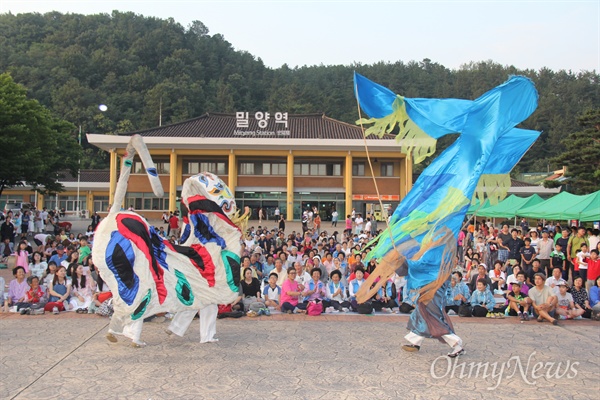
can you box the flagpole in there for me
[77,125,81,217]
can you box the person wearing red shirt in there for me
[586,249,600,291]
[169,211,180,239]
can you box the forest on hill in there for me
[1,11,598,189]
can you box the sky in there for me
[1,0,599,72]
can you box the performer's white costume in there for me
[92,135,243,346]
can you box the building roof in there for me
[58,170,110,183]
[117,112,395,141]
[508,179,560,195]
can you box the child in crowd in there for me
[506,281,530,320]
[555,282,585,320]
[15,240,30,273]
[263,272,281,311]
[550,243,566,280]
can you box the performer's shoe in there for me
[165,328,173,336]
[447,346,465,358]
[401,344,420,352]
[130,341,147,348]
[106,332,118,343]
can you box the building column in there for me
[169,151,177,212]
[345,152,353,217]
[109,149,118,208]
[286,152,294,221]
[405,154,413,195]
[228,151,237,190]
[87,191,94,215]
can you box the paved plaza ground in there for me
[1,312,598,400]
[1,217,599,399]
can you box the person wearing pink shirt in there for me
[280,267,307,314]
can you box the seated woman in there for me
[29,251,48,280]
[302,267,327,310]
[445,273,470,314]
[325,270,351,312]
[373,278,398,312]
[42,261,57,291]
[62,251,79,271]
[70,264,96,312]
[43,239,57,260]
[44,265,71,313]
[348,266,366,311]
[469,278,496,317]
[240,267,265,312]
[5,266,29,311]
[488,260,506,292]
[505,265,521,291]
[17,275,47,314]
[570,276,593,319]
[280,267,307,314]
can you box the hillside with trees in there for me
[0,11,598,192]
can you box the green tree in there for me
[553,108,600,194]
[0,73,81,197]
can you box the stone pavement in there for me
[1,313,598,400]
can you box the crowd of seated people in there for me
[2,211,599,323]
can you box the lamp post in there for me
[76,104,107,218]
[76,125,81,217]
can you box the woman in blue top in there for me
[469,279,495,317]
[44,265,71,312]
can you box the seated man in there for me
[545,267,567,296]
[506,281,530,320]
[528,272,559,325]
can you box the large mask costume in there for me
[92,135,242,346]
[354,74,540,354]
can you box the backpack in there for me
[96,298,114,317]
[357,301,374,314]
[307,301,323,316]
[458,303,472,317]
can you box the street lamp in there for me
[76,104,108,218]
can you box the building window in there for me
[133,158,170,174]
[125,192,169,210]
[93,196,110,212]
[184,161,227,175]
[294,162,341,176]
[271,163,286,175]
[352,162,365,176]
[239,162,255,175]
[381,163,394,177]
[239,161,286,175]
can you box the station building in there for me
[85,112,412,221]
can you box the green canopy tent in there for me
[467,198,490,215]
[561,190,600,222]
[477,194,544,218]
[516,191,596,220]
